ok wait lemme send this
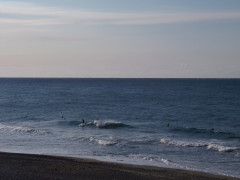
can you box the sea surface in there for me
[0,78,239,177]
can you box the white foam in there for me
[89,137,117,146]
[160,138,240,153]
[207,144,240,152]
[161,158,191,170]
[160,138,207,147]
[93,120,123,128]
[129,154,154,162]
[128,154,194,170]
[0,123,47,135]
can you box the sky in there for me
[1,0,240,78]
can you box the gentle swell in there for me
[0,123,47,135]
[171,126,239,139]
[58,120,81,126]
[160,138,240,153]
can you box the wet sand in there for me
[0,152,238,180]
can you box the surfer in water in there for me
[79,119,85,127]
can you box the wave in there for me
[160,138,240,153]
[58,120,81,126]
[170,126,239,140]
[172,126,221,134]
[64,136,118,146]
[161,158,192,170]
[0,123,47,135]
[58,119,130,129]
[226,136,240,141]
[80,120,130,129]
[89,137,117,146]
[160,138,207,147]
[207,144,240,153]
[127,154,192,170]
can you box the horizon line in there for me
[0,77,239,79]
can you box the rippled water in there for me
[0,78,239,177]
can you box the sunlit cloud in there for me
[1,2,240,26]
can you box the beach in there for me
[0,152,238,180]
[2,0,240,178]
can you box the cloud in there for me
[1,2,240,26]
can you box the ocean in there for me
[0,78,239,177]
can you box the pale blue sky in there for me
[1,0,240,78]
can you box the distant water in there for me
[0,78,239,177]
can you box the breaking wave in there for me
[89,137,117,146]
[0,123,47,135]
[80,120,130,129]
[207,144,240,153]
[160,138,240,153]
[160,138,207,147]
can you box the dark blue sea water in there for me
[0,78,239,177]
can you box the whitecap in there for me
[160,138,240,153]
[0,123,47,135]
[207,144,240,153]
[160,138,207,147]
[89,137,117,146]
[93,120,127,129]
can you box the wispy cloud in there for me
[1,2,240,26]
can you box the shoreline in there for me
[0,152,238,180]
